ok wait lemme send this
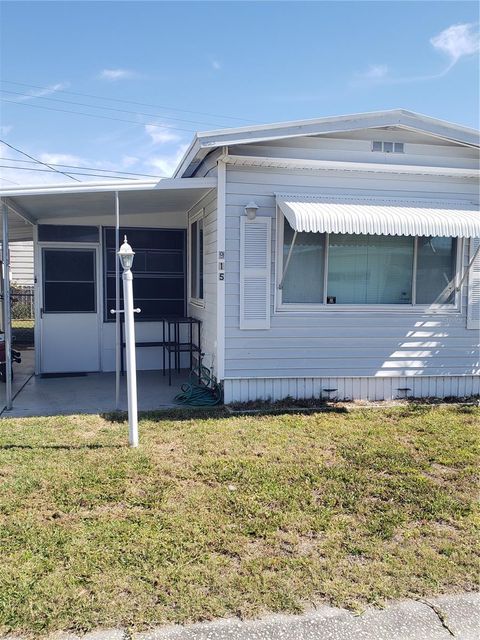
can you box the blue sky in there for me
[0,0,478,186]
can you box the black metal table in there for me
[162,317,202,385]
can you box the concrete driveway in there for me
[10,592,476,640]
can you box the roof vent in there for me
[372,141,404,153]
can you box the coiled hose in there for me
[174,366,223,406]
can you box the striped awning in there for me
[276,195,480,237]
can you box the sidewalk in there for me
[4,592,478,640]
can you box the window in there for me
[416,237,457,304]
[280,217,458,308]
[43,248,96,313]
[328,234,413,304]
[189,212,204,302]
[103,227,185,321]
[372,141,405,153]
[282,223,325,303]
[39,225,99,243]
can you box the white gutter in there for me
[223,154,479,179]
[0,177,217,198]
[0,180,158,197]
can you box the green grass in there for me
[0,406,478,636]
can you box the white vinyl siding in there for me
[223,375,480,403]
[223,163,479,389]
[187,191,218,375]
[2,241,34,285]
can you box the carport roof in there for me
[0,177,216,240]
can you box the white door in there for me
[40,246,100,373]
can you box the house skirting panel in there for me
[223,375,480,404]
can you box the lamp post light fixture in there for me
[245,201,258,220]
[118,235,139,447]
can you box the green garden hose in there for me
[174,366,222,406]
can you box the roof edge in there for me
[174,109,479,177]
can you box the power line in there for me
[1,79,254,124]
[0,175,20,185]
[0,164,144,180]
[2,98,200,134]
[1,89,226,129]
[0,138,80,182]
[0,156,163,178]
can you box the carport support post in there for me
[2,201,12,410]
[115,191,121,410]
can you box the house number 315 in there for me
[218,251,225,280]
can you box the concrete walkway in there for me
[4,593,478,640]
[1,369,188,418]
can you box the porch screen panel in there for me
[327,234,414,304]
[43,248,96,313]
[103,227,186,321]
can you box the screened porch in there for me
[0,177,215,413]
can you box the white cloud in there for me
[39,153,83,166]
[0,125,13,135]
[18,82,69,101]
[354,64,389,84]
[99,68,136,81]
[430,23,479,63]
[353,22,479,88]
[122,155,139,168]
[362,64,389,80]
[146,143,190,177]
[144,124,181,145]
[212,60,221,71]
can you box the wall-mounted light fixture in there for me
[245,201,258,220]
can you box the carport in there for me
[0,176,216,413]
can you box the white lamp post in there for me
[118,236,139,447]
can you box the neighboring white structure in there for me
[1,110,479,402]
[0,241,34,285]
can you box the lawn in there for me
[0,405,478,637]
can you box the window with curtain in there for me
[282,223,325,303]
[281,218,458,307]
[328,234,413,304]
[416,237,457,304]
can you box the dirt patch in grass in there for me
[0,406,478,637]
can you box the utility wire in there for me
[0,164,144,180]
[2,98,200,134]
[1,79,254,123]
[0,138,80,182]
[0,175,20,185]
[0,156,164,178]
[1,89,227,129]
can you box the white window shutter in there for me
[467,238,480,330]
[240,216,271,329]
